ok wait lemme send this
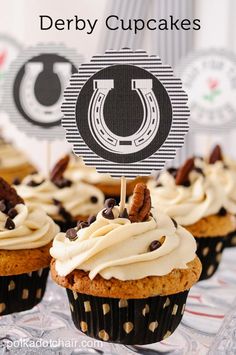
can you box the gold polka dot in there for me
[8,280,15,291]
[102,303,110,315]
[163,330,172,340]
[38,268,43,277]
[148,321,158,332]
[172,304,178,315]
[22,289,29,300]
[36,289,42,299]
[0,303,6,314]
[216,242,223,253]
[98,330,109,341]
[163,297,170,308]
[202,247,209,256]
[142,304,150,316]
[80,321,88,332]
[181,304,186,315]
[216,253,222,263]
[123,322,134,334]
[84,301,91,312]
[207,265,215,276]
[70,303,74,312]
[73,291,78,300]
[118,299,128,308]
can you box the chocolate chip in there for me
[0,200,6,213]
[52,198,61,206]
[119,208,129,219]
[5,217,15,230]
[90,196,98,204]
[13,177,21,185]
[77,221,89,230]
[167,167,177,178]
[156,182,163,187]
[87,215,96,225]
[171,218,178,229]
[193,167,204,176]
[66,228,77,241]
[7,208,17,219]
[149,240,161,252]
[27,179,45,187]
[182,180,191,187]
[102,208,114,220]
[218,207,227,216]
[54,178,72,189]
[104,198,116,209]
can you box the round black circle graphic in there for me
[13,54,77,128]
[76,64,172,164]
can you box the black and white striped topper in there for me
[62,48,189,178]
[2,43,82,140]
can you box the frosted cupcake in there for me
[15,156,104,232]
[65,155,148,201]
[0,140,36,184]
[0,178,59,315]
[149,158,235,280]
[50,183,201,344]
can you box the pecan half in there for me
[129,183,151,223]
[175,157,195,186]
[209,145,223,164]
[0,177,24,206]
[50,155,70,182]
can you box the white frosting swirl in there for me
[0,204,59,250]
[148,170,223,226]
[15,174,104,219]
[197,159,236,215]
[50,207,197,280]
[65,156,119,185]
[0,144,29,169]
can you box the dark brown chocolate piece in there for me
[5,217,15,230]
[66,228,77,241]
[149,240,161,251]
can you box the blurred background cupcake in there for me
[65,154,148,202]
[50,184,201,344]
[148,157,235,280]
[0,178,59,315]
[15,155,104,232]
[0,135,36,184]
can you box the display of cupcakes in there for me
[148,157,235,280]
[14,156,104,232]
[0,138,36,184]
[65,154,148,201]
[50,183,201,344]
[0,178,59,315]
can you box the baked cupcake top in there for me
[0,143,30,170]
[0,178,59,250]
[148,158,224,226]
[65,155,120,185]
[50,184,197,281]
[15,156,104,221]
[197,145,236,215]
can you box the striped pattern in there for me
[2,43,83,141]
[62,48,189,179]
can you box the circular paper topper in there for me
[0,34,22,103]
[62,49,189,178]
[178,48,236,132]
[2,43,83,140]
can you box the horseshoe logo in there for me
[19,61,72,125]
[88,79,160,155]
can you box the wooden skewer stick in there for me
[120,176,127,214]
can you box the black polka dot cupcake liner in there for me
[66,289,189,345]
[195,236,225,281]
[225,230,236,248]
[0,267,49,316]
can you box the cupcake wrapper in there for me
[0,267,49,316]
[195,236,225,281]
[225,230,236,248]
[67,289,189,345]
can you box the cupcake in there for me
[50,183,201,344]
[15,156,104,232]
[0,138,36,184]
[65,154,148,201]
[149,157,235,280]
[200,145,236,247]
[0,178,59,315]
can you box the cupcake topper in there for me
[62,48,189,210]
